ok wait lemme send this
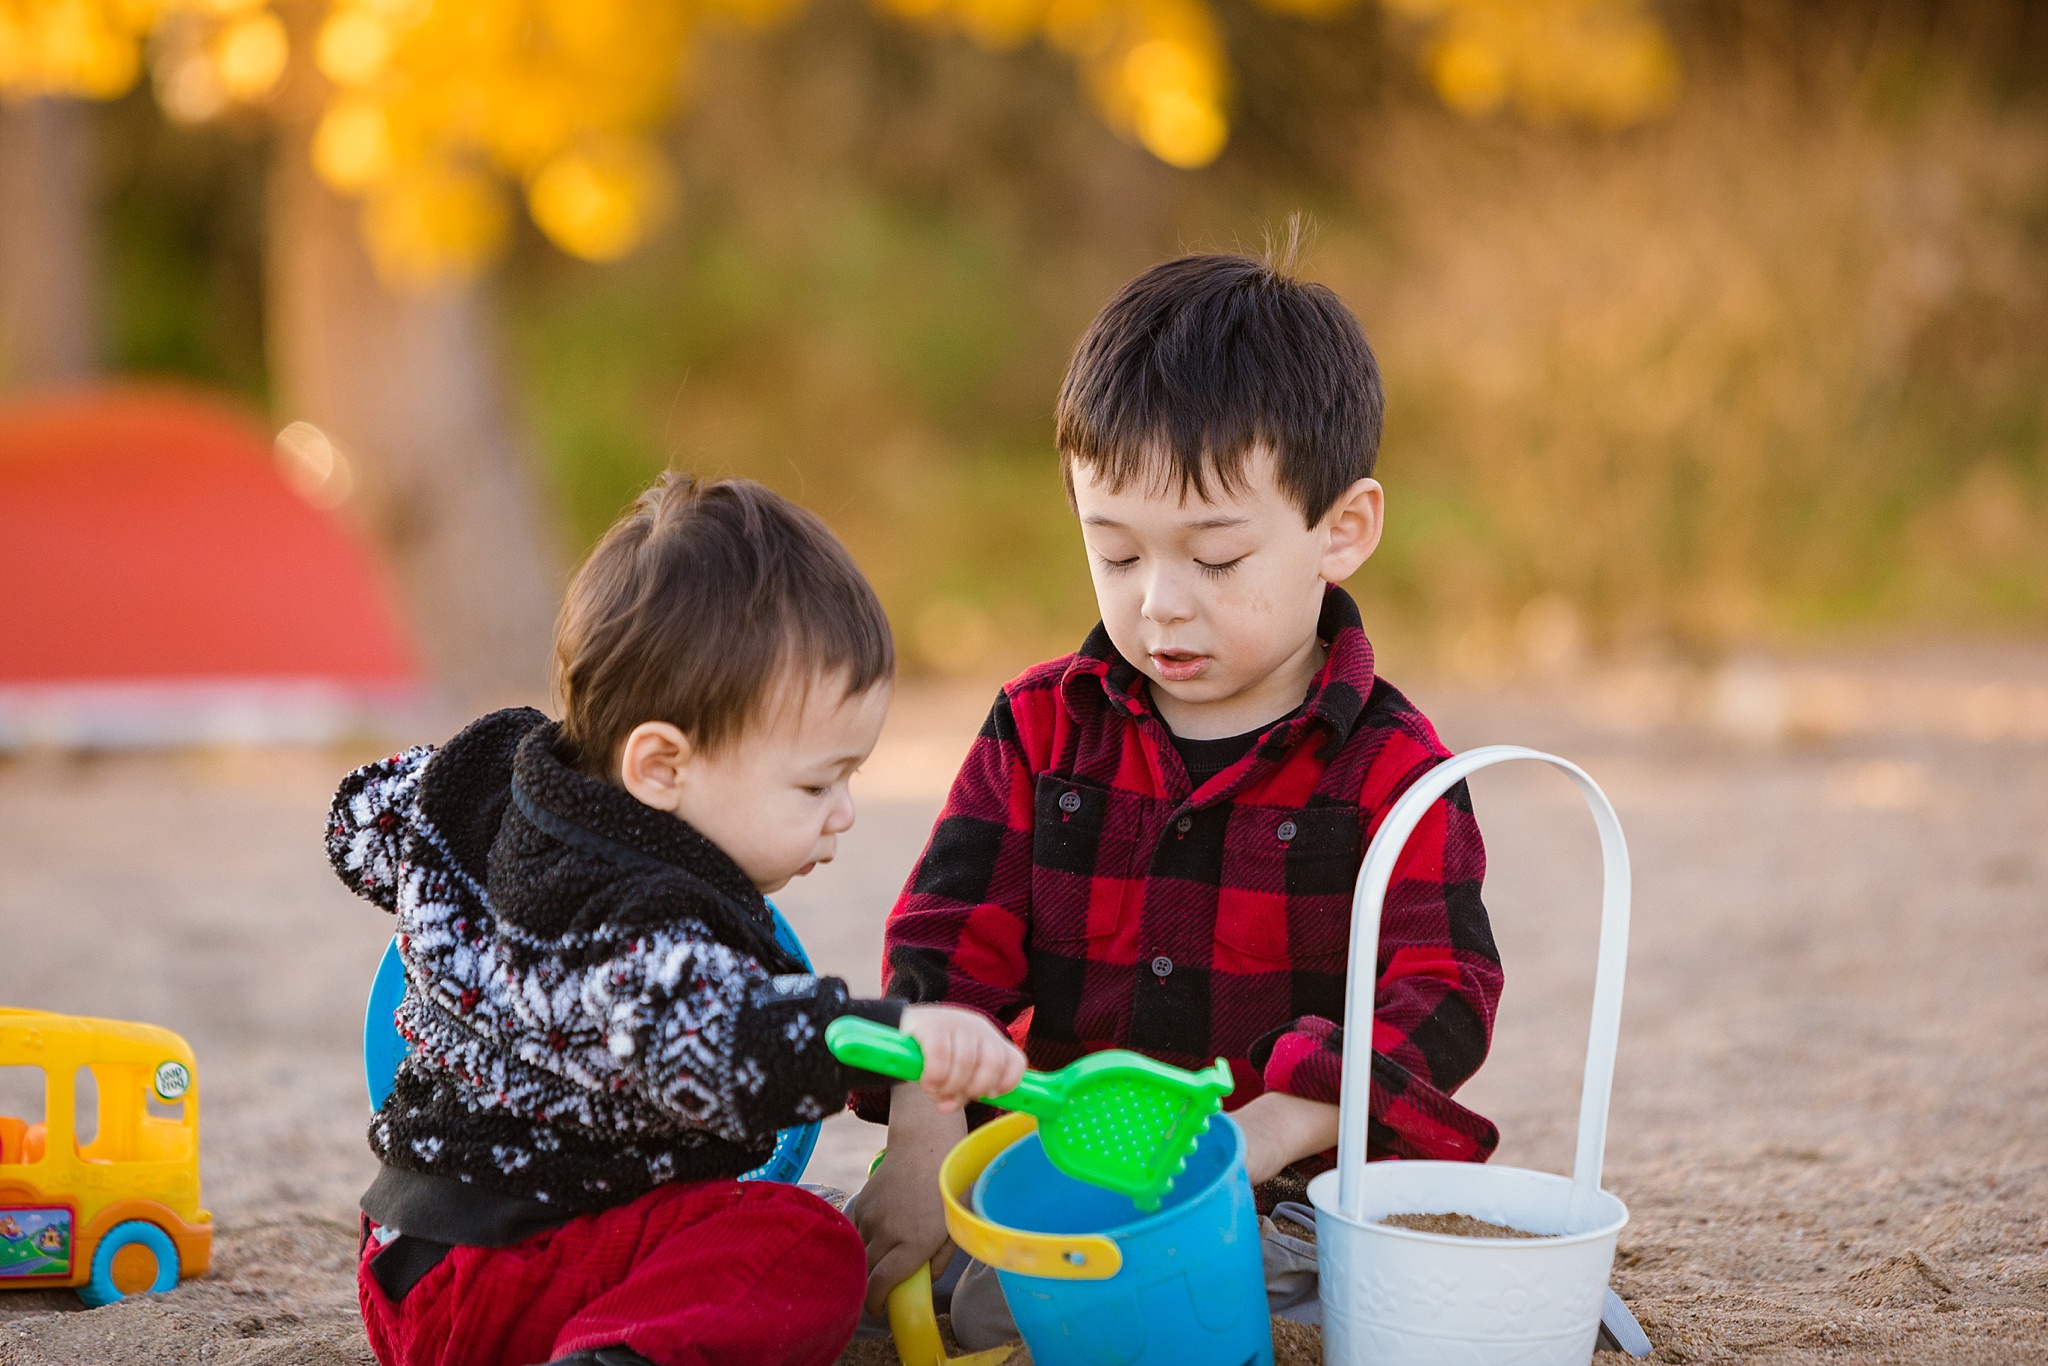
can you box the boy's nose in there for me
[1140,570,1195,625]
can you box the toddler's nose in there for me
[824,796,857,836]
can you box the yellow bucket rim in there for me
[938,1112,1122,1281]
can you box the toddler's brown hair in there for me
[554,474,894,777]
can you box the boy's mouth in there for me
[1149,649,1210,683]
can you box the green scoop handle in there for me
[830,1014,1235,1210]
[826,1016,1060,1117]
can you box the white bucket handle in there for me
[1336,745,1631,1232]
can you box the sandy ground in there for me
[1,649,2044,1365]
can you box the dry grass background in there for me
[509,3,2047,679]
[1345,60,2048,660]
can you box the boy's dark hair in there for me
[555,474,894,775]
[1056,249,1384,526]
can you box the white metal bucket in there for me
[1309,746,1633,1366]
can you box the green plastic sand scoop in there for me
[825,1016,1233,1211]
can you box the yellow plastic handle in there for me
[885,1263,943,1366]
[885,1262,1014,1366]
[937,1112,1121,1281]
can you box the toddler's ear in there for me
[617,721,694,812]
[1320,477,1384,583]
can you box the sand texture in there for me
[1379,1212,1549,1239]
[1272,1213,1315,1242]
[2,654,2045,1365]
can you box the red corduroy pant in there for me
[357,1178,865,1366]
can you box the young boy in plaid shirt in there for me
[851,251,1504,1341]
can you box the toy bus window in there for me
[0,1066,45,1164]
[73,1066,99,1147]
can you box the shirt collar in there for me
[1060,584,1376,757]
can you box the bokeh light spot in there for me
[313,96,395,191]
[317,10,393,87]
[527,142,675,263]
[211,10,287,101]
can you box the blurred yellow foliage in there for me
[310,91,392,188]
[528,139,675,262]
[1384,0,1678,126]
[209,6,283,96]
[0,0,293,115]
[0,0,157,98]
[361,162,510,284]
[1,0,1679,281]
[308,0,695,280]
[885,0,1231,168]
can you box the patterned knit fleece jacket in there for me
[327,707,899,1215]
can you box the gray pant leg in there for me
[949,1257,1021,1350]
[1265,1202,1322,1324]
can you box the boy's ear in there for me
[616,721,695,812]
[1320,478,1384,583]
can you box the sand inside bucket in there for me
[1378,1211,1553,1239]
[1274,1209,1551,1241]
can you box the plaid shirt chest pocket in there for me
[1210,804,1359,976]
[1030,773,1160,951]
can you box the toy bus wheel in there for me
[78,1221,180,1307]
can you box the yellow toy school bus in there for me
[0,1009,211,1305]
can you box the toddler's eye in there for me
[803,784,831,797]
[1097,554,1138,572]
[1195,556,1245,577]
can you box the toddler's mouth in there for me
[1149,649,1210,683]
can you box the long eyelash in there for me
[1196,558,1244,578]
[1098,555,1138,572]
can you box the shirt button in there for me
[1150,955,1174,978]
[1058,790,1082,814]
[1277,818,1298,843]
[1176,816,1193,833]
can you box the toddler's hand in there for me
[898,1005,1025,1112]
[854,1086,960,1316]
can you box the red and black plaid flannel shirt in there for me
[856,587,1501,1164]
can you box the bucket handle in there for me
[1335,745,1630,1233]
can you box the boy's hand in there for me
[897,1004,1026,1112]
[854,1083,966,1317]
[1231,1090,1341,1186]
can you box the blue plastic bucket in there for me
[971,1115,1272,1366]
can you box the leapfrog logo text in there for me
[153,1061,191,1102]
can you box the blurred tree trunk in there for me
[264,94,561,708]
[0,97,99,390]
